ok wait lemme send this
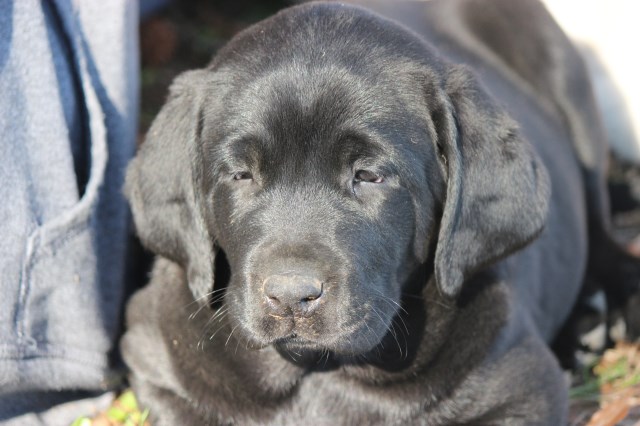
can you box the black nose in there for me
[264,273,323,314]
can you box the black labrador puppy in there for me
[122,0,638,424]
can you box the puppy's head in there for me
[126,3,549,356]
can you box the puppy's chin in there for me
[272,336,328,355]
[235,316,392,360]
[272,332,382,357]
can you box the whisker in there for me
[203,307,229,329]
[196,306,228,349]
[187,288,229,320]
[369,294,410,338]
[392,321,409,360]
[206,313,230,341]
[400,292,423,300]
[208,323,228,341]
[234,331,246,354]
[185,287,228,310]
[362,319,380,351]
[371,305,404,358]
[394,312,410,336]
[370,289,408,316]
[317,348,330,367]
[225,324,240,348]
[423,296,454,311]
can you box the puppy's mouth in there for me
[272,334,345,362]
[273,333,315,349]
[255,308,394,357]
[260,319,328,352]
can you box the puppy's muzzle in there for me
[263,273,324,317]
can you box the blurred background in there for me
[542,0,640,164]
[138,0,288,135]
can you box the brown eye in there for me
[233,171,253,181]
[353,170,384,184]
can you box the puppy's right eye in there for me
[353,170,384,184]
[232,171,253,181]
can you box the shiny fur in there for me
[122,1,639,424]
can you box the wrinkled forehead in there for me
[213,64,430,167]
[240,65,400,132]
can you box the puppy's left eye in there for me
[233,171,253,181]
[353,170,384,184]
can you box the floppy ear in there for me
[125,70,215,306]
[432,66,550,298]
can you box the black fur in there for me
[123,0,640,424]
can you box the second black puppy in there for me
[123,0,631,424]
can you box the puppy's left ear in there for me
[432,66,550,298]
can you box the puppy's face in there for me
[126,3,548,361]
[204,66,441,355]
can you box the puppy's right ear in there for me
[430,66,550,299]
[125,70,216,305]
